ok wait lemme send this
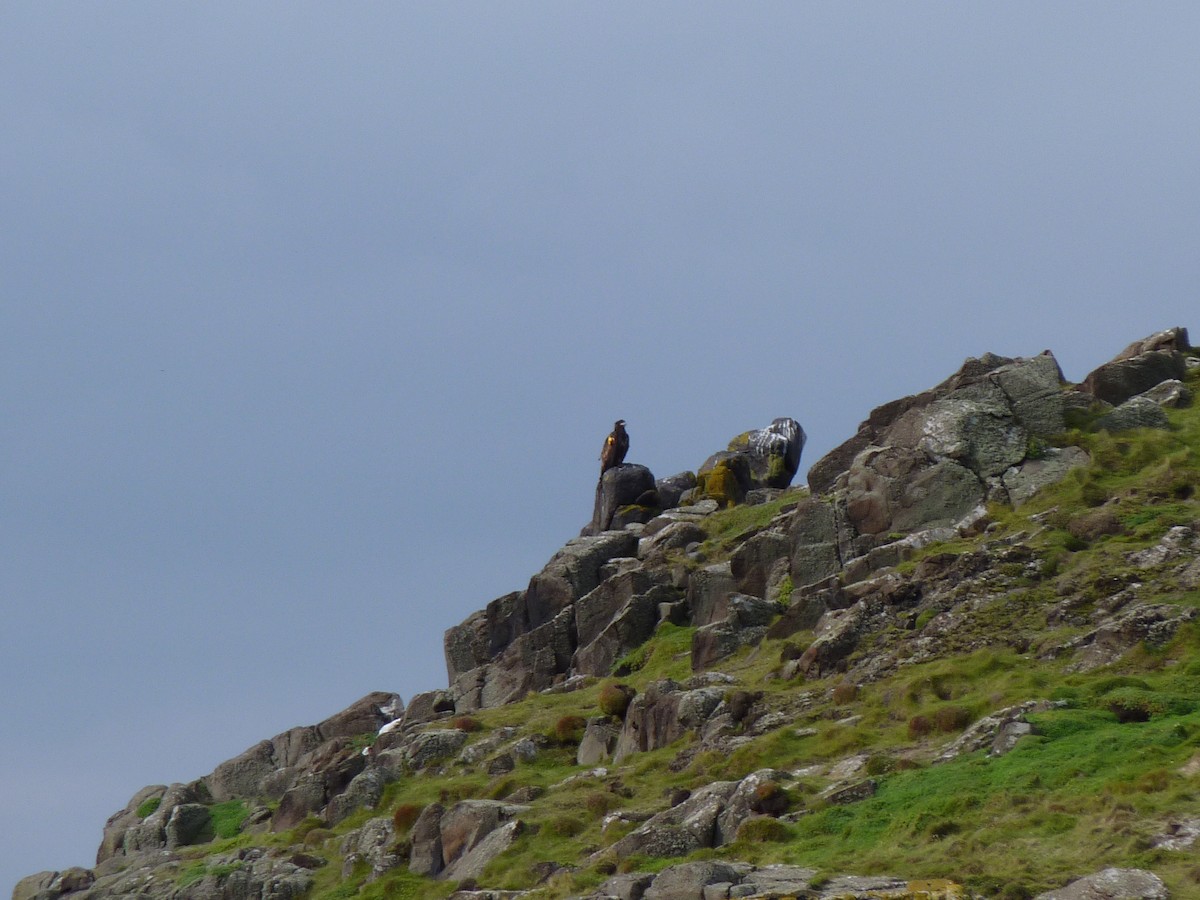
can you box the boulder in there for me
[796,599,880,678]
[714,769,791,844]
[887,380,1027,478]
[696,453,753,507]
[577,718,620,766]
[730,530,790,599]
[1097,396,1170,432]
[613,681,686,762]
[608,782,738,859]
[697,418,806,501]
[592,872,657,900]
[656,472,697,510]
[575,568,670,650]
[408,802,446,876]
[1140,378,1192,408]
[687,563,737,627]
[326,768,389,824]
[591,464,659,534]
[438,800,529,879]
[406,729,470,770]
[164,803,214,849]
[96,784,166,864]
[788,498,851,588]
[935,700,1059,764]
[340,815,402,882]
[317,691,403,740]
[642,860,746,900]
[12,872,58,900]
[1082,346,1188,407]
[846,446,985,537]
[690,595,776,671]
[1080,328,1190,408]
[1035,868,1168,900]
[444,820,524,882]
[1001,447,1090,508]
[810,351,1068,497]
[404,689,456,726]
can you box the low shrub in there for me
[548,815,587,837]
[908,715,933,739]
[832,682,859,706]
[554,715,587,745]
[749,781,789,816]
[933,706,973,733]
[585,792,616,818]
[735,816,791,843]
[452,715,482,733]
[392,803,422,833]
[598,683,637,720]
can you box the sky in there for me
[3,2,1199,889]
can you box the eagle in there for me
[600,419,629,476]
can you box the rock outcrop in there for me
[25,328,1200,900]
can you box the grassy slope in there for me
[182,373,1200,900]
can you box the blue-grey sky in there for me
[4,3,1199,888]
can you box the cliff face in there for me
[16,328,1200,900]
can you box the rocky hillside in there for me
[16,328,1200,900]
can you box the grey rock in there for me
[820,779,877,805]
[1149,817,1200,851]
[738,864,818,897]
[577,718,620,766]
[406,730,469,770]
[1139,378,1192,408]
[639,521,706,559]
[326,767,389,824]
[817,875,909,897]
[614,681,687,763]
[408,802,446,876]
[795,600,879,678]
[341,815,402,881]
[12,872,58,900]
[591,872,656,900]
[1082,342,1188,406]
[317,691,403,741]
[438,800,528,876]
[404,690,456,726]
[591,464,660,534]
[1098,396,1170,432]
[165,803,213,849]
[1061,603,1198,672]
[715,769,791,845]
[731,530,791,599]
[991,352,1068,436]
[934,700,1059,763]
[1035,867,1168,899]
[1002,447,1090,507]
[444,820,524,882]
[845,445,984,537]
[657,472,698,510]
[95,784,166,864]
[691,621,769,672]
[687,563,737,628]
[643,861,746,900]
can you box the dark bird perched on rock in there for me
[600,419,629,476]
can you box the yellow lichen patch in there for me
[704,462,741,507]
